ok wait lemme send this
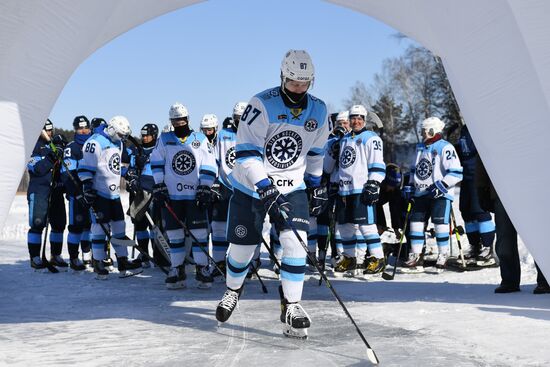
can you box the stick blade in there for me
[126,190,152,221]
[366,348,380,365]
[381,271,394,281]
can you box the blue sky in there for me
[50,0,415,133]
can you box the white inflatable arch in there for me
[2,0,549,276]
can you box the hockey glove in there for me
[333,125,347,139]
[52,134,68,150]
[80,180,97,207]
[124,168,140,193]
[361,180,380,205]
[328,182,340,198]
[257,184,292,226]
[195,185,212,209]
[309,186,328,216]
[402,185,414,201]
[427,180,449,199]
[152,183,169,204]
[210,180,223,202]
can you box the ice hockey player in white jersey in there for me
[331,105,386,277]
[78,116,143,280]
[200,113,218,154]
[210,102,247,276]
[215,50,329,339]
[402,116,463,272]
[150,103,217,289]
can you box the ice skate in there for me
[332,255,356,278]
[69,257,86,272]
[280,298,311,340]
[165,265,186,289]
[363,256,386,276]
[476,246,496,267]
[399,253,424,273]
[216,287,242,323]
[196,265,213,289]
[30,256,48,272]
[50,255,69,272]
[117,256,143,278]
[92,259,109,280]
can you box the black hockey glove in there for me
[257,184,292,225]
[328,182,340,198]
[309,186,328,216]
[210,180,223,202]
[195,185,212,209]
[361,180,380,205]
[52,134,68,150]
[80,180,97,207]
[427,180,448,199]
[152,183,169,204]
[333,125,347,139]
[124,168,140,193]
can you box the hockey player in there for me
[125,123,166,267]
[216,50,330,339]
[456,124,495,266]
[200,114,218,146]
[402,117,463,272]
[26,120,68,270]
[332,105,386,276]
[61,116,93,271]
[78,116,142,279]
[319,111,350,267]
[150,103,217,289]
[210,102,247,276]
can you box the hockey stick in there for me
[382,200,413,281]
[280,211,379,365]
[450,208,467,268]
[164,202,225,279]
[248,253,268,294]
[144,211,171,267]
[261,238,281,270]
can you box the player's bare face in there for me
[285,80,310,94]
[202,128,215,136]
[142,135,153,144]
[421,128,434,141]
[77,127,90,135]
[350,116,365,132]
[337,120,351,132]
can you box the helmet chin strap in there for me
[281,77,309,105]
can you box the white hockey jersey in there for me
[78,132,123,199]
[338,129,386,196]
[230,87,330,198]
[150,131,217,200]
[216,127,237,189]
[410,139,463,200]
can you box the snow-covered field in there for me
[0,193,548,366]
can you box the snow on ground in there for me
[0,193,549,366]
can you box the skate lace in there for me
[286,303,311,321]
[220,290,239,310]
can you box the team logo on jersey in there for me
[235,225,248,238]
[415,157,433,180]
[191,140,201,149]
[108,153,121,175]
[172,150,196,175]
[225,146,236,169]
[265,130,303,169]
[304,119,318,132]
[340,146,356,168]
[290,108,303,120]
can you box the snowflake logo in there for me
[225,146,236,169]
[415,157,432,180]
[172,150,196,176]
[108,153,121,175]
[266,130,303,169]
[340,146,356,168]
[235,225,248,238]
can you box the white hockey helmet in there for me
[106,115,131,141]
[233,102,248,117]
[200,114,218,129]
[349,105,368,120]
[169,103,189,120]
[281,49,315,83]
[336,110,349,122]
[421,116,445,136]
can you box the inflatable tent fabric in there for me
[1,0,549,277]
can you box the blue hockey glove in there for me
[361,180,380,205]
[402,185,414,201]
[195,185,212,209]
[309,186,328,216]
[257,183,292,225]
[80,180,97,207]
[152,183,169,204]
[427,180,449,199]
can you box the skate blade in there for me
[283,325,308,339]
[197,282,213,290]
[476,259,496,267]
[399,266,424,274]
[95,273,109,280]
[166,281,187,290]
[118,268,143,278]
